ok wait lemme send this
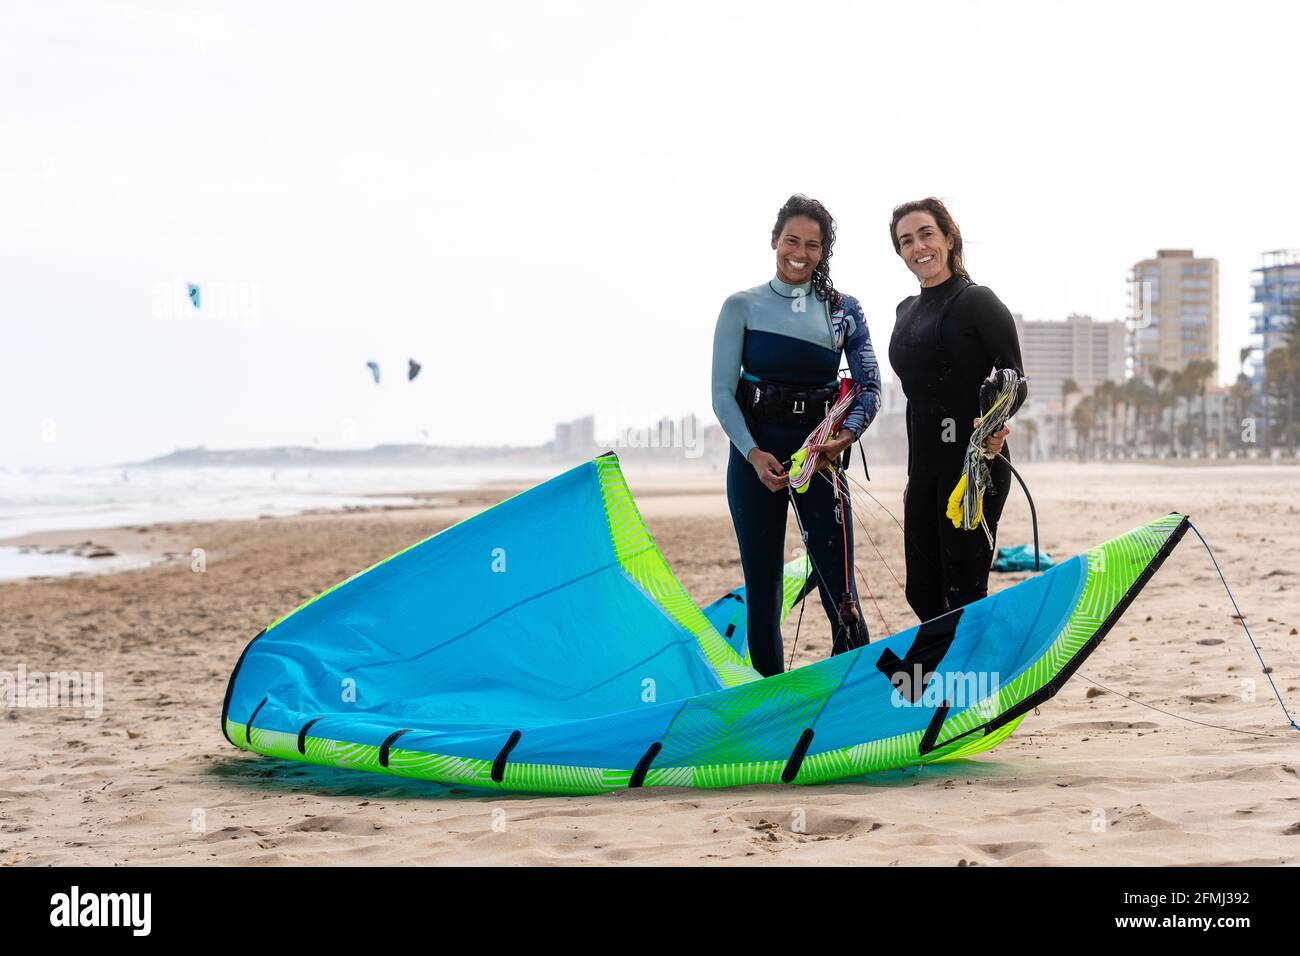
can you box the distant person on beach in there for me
[888,197,1028,622]
[711,194,882,676]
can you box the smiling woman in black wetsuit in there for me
[888,197,1028,623]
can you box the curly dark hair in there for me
[889,196,971,282]
[771,194,840,310]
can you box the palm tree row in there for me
[1041,307,1300,459]
[1053,361,1217,460]
[1261,310,1300,450]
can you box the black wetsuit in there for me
[888,273,1027,623]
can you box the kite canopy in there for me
[222,453,1188,795]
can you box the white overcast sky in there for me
[3,0,1297,467]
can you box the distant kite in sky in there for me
[366,361,381,384]
[187,284,201,310]
[408,358,422,382]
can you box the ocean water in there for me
[0,463,553,580]
[0,546,155,582]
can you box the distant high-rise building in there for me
[880,375,906,416]
[1015,313,1126,412]
[552,415,596,456]
[1127,249,1218,384]
[1250,249,1300,389]
[571,415,595,452]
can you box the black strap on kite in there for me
[917,701,952,756]
[781,728,815,783]
[629,741,662,788]
[245,696,268,745]
[491,730,523,783]
[297,717,323,755]
[379,729,412,768]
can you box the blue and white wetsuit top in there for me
[711,276,882,458]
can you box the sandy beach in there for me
[2,461,1298,866]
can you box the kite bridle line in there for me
[810,467,903,588]
[1077,675,1284,739]
[1187,521,1299,734]
[784,468,865,669]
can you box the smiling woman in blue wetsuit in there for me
[711,195,882,677]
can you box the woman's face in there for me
[894,211,954,287]
[772,215,823,286]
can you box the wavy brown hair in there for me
[889,197,970,282]
[771,194,840,310]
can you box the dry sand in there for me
[2,462,1299,866]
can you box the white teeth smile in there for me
[787,259,808,269]
[917,255,934,264]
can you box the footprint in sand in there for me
[1186,765,1298,785]
[973,841,1043,860]
[1105,806,1177,831]
[1056,720,1160,732]
[285,814,382,836]
[729,808,884,841]
[202,824,268,843]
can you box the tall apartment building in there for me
[1015,313,1127,412]
[1127,249,1218,384]
[552,415,595,456]
[1250,249,1300,389]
